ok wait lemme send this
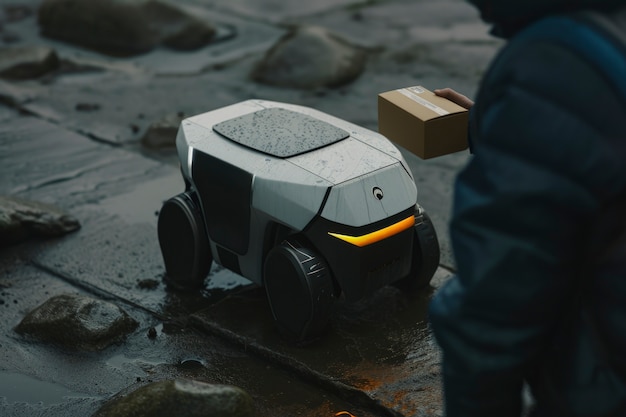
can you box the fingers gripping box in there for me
[378,86,469,159]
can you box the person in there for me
[428,1,626,416]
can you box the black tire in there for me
[396,211,440,291]
[157,192,212,290]
[263,236,335,343]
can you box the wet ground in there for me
[0,0,503,416]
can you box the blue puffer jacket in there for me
[429,1,626,416]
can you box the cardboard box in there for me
[378,86,469,159]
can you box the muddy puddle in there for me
[0,371,98,405]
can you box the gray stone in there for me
[15,294,138,351]
[37,0,217,56]
[0,195,80,247]
[251,25,368,89]
[93,379,255,417]
[0,46,59,80]
[140,112,185,149]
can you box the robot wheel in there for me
[395,210,440,291]
[263,236,336,343]
[157,192,212,290]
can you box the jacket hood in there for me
[468,0,626,37]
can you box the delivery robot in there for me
[158,100,439,342]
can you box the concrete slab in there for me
[191,267,454,417]
[0,115,164,207]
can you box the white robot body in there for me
[159,100,439,342]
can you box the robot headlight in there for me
[328,215,415,247]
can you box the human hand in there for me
[434,88,474,109]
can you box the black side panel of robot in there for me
[191,149,253,255]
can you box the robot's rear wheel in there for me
[157,192,212,290]
[396,211,440,290]
[263,236,335,343]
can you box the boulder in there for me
[93,379,255,417]
[251,25,368,89]
[140,112,185,149]
[0,195,80,247]
[37,0,216,56]
[0,46,59,79]
[15,294,138,351]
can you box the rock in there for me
[93,379,255,417]
[0,195,80,247]
[137,278,159,290]
[140,112,185,149]
[160,19,216,51]
[75,102,101,112]
[37,0,216,57]
[0,46,60,80]
[15,294,138,351]
[251,25,368,89]
[147,327,157,339]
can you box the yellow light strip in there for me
[328,215,415,247]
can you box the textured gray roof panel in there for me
[212,107,349,158]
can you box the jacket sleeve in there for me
[428,37,626,417]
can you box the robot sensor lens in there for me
[373,187,384,200]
